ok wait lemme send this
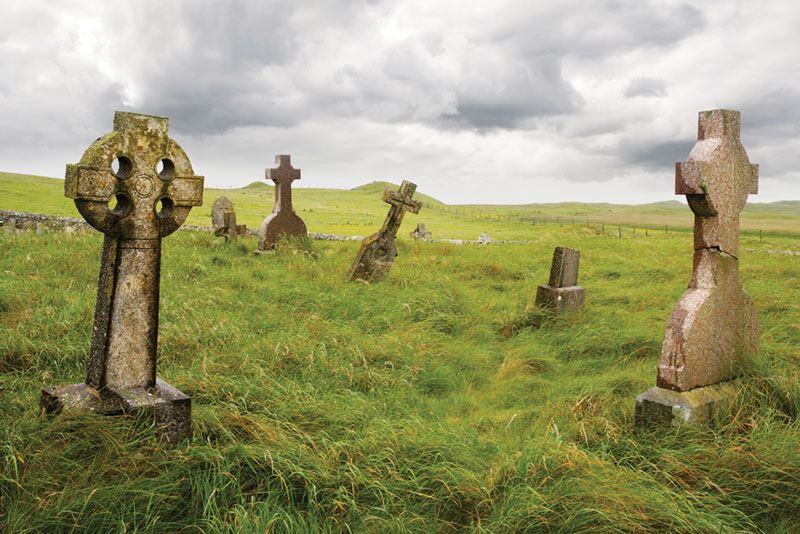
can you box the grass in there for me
[1,203,800,532]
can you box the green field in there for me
[3,171,800,239]
[1,172,800,532]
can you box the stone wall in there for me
[1,210,534,245]
[1,210,363,242]
[0,210,92,234]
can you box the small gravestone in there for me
[41,111,203,442]
[535,246,586,313]
[211,196,247,243]
[348,180,421,281]
[636,109,760,427]
[258,155,307,249]
[410,223,431,240]
[478,231,491,244]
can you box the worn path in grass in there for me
[1,220,799,532]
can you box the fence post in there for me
[618,225,621,239]
[602,222,604,234]
[760,230,762,241]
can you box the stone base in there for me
[635,382,736,427]
[41,377,191,442]
[535,284,586,313]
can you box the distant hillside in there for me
[3,171,800,236]
[350,181,444,206]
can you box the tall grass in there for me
[1,218,799,532]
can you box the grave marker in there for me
[212,196,247,243]
[410,223,431,240]
[636,109,760,426]
[41,111,203,442]
[258,155,307,249]
[535,246,586,313]
[348,180,420,281]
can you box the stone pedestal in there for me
[635,382,735,427]
[535,284,586,313]
[41,378,191,441]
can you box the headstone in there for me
[41,111,204,442]
[478,231,491,244]
[211,196,247,243]
[348,180,421,281]
[535,246,586,313]
[636,109,760,426]
[410,223,431,240]
[258,155,307,249]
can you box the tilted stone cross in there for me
[258,155,307,249]
[348,180,421,281]
[41,111,203,441]
[535,246,586,313]
[212,196,247,243]
[636,109,759,426]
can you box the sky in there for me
[1,0,799,205]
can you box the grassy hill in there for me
[2,218,799,531]
[3,171,800,238]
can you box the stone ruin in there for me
[258,155,307,250]
[535,246,586,313]
[41,111,203,442]
[636,109,760,426]
[348,180,421,282]
[211,196,247,243]
[410,223,431,240]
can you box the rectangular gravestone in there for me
[535,246,586,313]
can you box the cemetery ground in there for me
[1,174,800,532]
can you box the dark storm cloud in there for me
[624,77,668,98]
[740,88,800,138]
[619,139,695,170]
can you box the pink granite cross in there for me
[657,109,760,392]
[258,155,307,249]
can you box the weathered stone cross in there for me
[258,155,307,249]
[348,180,421,281]
[42,111,203,441]
[637,109,760,426]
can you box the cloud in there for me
[1,0,799,204]
[624,77,668,98]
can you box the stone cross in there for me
[41,111,203,442]
[535,246,586,313]
[212,195,247,243]
[258,155,307,249]
[348,180,421,281]
[636,109,759,426]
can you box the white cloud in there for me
[1,0,798,204]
